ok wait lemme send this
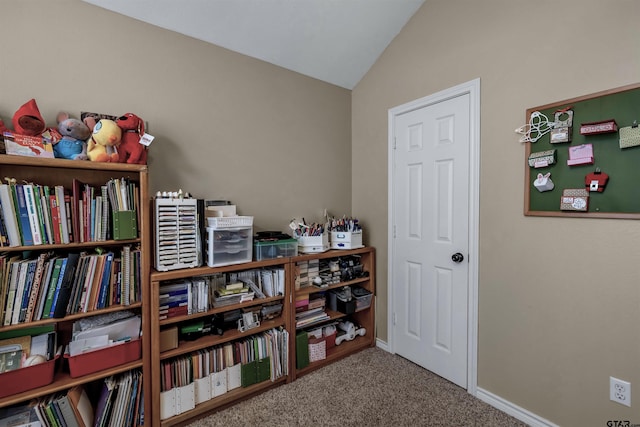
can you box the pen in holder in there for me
[112,210,138,240]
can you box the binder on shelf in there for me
[211,369,227,397]
[112,210,137,240]
[296,331,310,369]
[256,357,271,383]
[194,377,211,405]
[240,360,258,387]
[226,363,242,390]
[56,392,81,427]
[160,383,195,420]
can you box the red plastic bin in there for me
[65,339,141,378]
[0,356,59,399]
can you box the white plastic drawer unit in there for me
[206,226,253,267]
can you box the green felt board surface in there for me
[526,85,640,216]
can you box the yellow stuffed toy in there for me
[87,119,121,162]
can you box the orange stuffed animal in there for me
[116,113,147,164]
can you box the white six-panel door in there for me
[391,91,471,388]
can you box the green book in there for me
[240,360,258,387]
[41,258,64,320]
[32,185,48,244]
[256,356,271,382]
[296,331,309,369]
[43,397,61,427]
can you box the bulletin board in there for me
[524,83,640,219]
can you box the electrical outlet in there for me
[610,377,631,407]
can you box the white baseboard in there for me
[476,388,559,427]
[376,339,556,427]
[376,338,390,352]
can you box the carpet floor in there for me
[186,346,528,426]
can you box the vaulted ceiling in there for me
[82,0,426,89]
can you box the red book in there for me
[158,305,188,319]
[49,195,62,244]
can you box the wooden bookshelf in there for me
[0,155,150,425]
[148,247,375,426]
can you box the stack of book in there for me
[295,307,330,329]
[159,281,189,320]
[212,282,254,307]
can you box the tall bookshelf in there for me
[0,155,150,425]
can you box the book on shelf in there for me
[48,193,62,244]
[3,260,21,325]
[0,184,20,247]
[85,253,107,312]
[34,258,56,320]
[47,257,69,318]
[96,252,114,309]
[8,259,30,325]
[37,184,54,245]
[41,257,65,320]
[56,391,81,427]
[54,185,70,244]
[0,199,10,247]
[13,184,34,246]
[30,254,50,321]
[23,184,45,246]
[17,258,38,323]
[67,253,90,315]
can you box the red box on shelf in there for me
[0,356,59,399]
[65,339,141,378]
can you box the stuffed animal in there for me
[12,99,46,136]
[53,112,91,160]
[116,113,147,164]
[87,119,121,162]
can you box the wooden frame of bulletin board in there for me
[524,82,640,219]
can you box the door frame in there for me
[387,78,480,395]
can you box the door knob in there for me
[451,252,464,263]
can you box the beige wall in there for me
[353,0,640,425]
[4,0,639,425]
[0,0,352,234]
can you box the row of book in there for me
[159,328,288,420]
[158,267,287,320]
[0,178,138,248]
[0,246,141,326]
[94,369,144,427]
[0,385,93,427]
[158,277,208,320]
[0,368,143,427]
